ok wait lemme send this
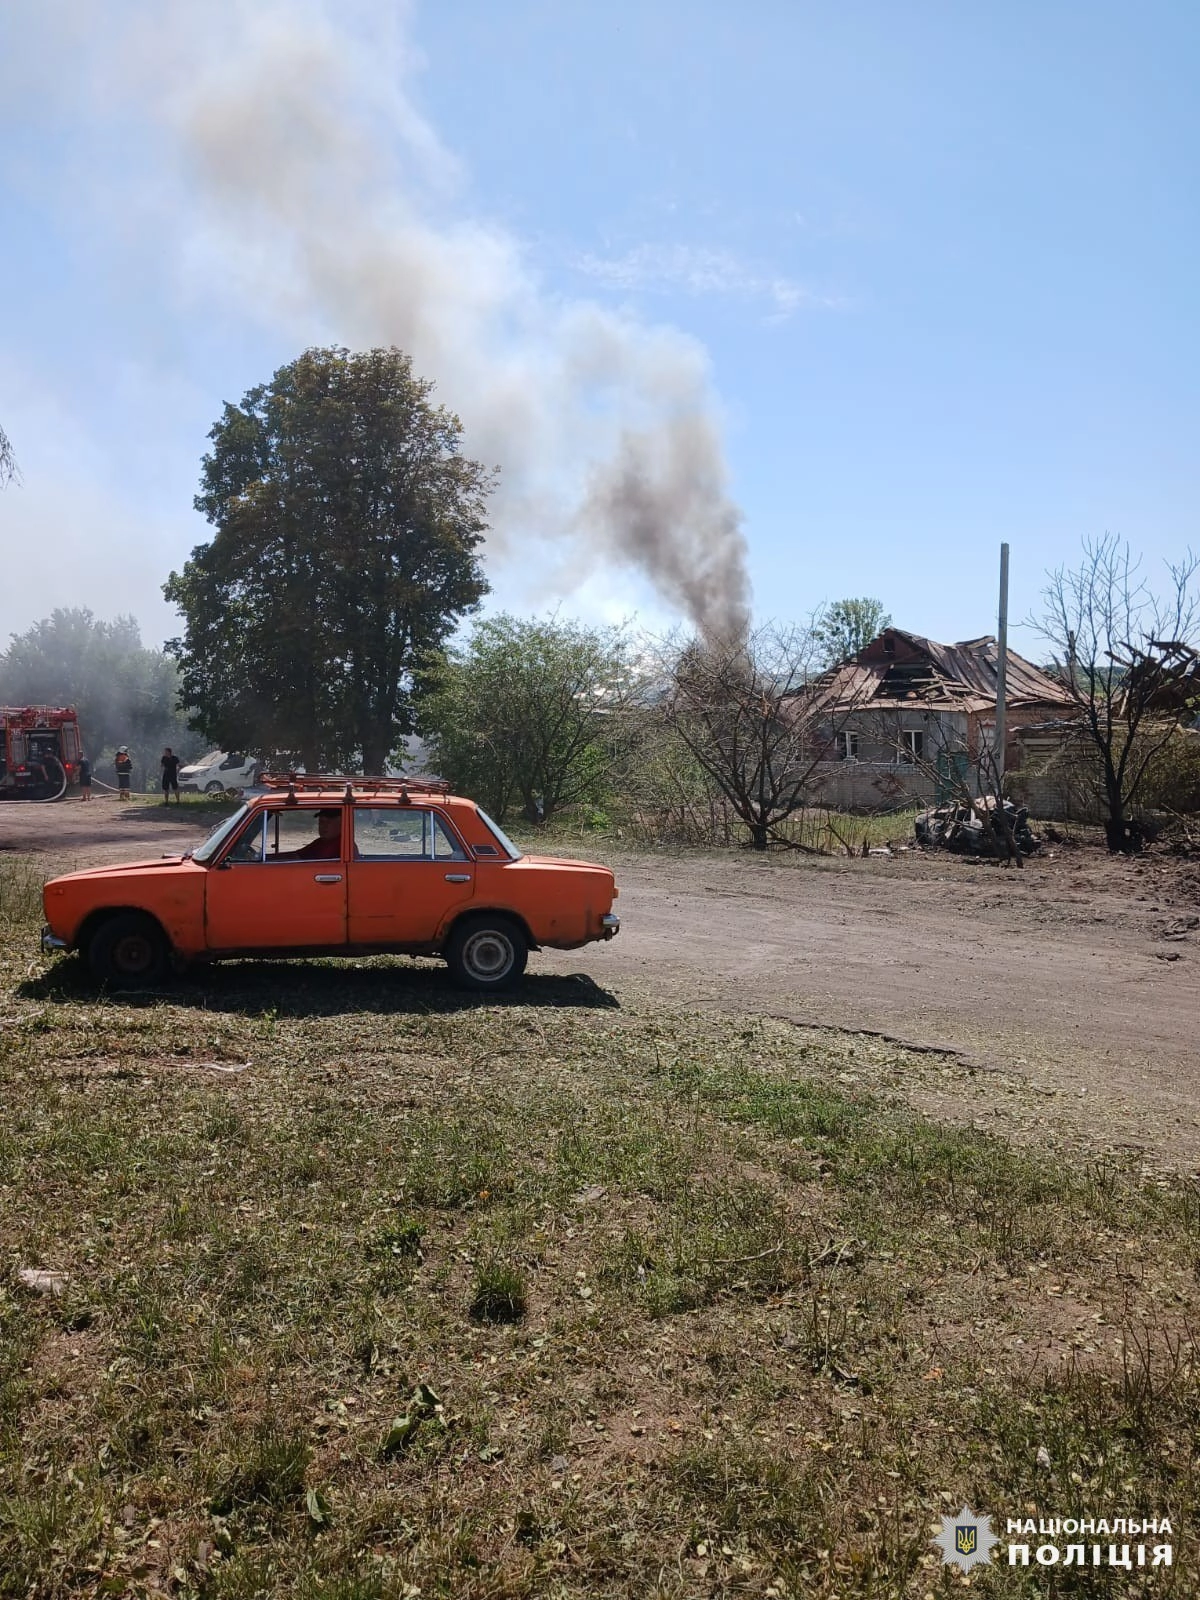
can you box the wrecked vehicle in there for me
[915,797,1040,858]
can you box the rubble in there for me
[915,797,1040,858]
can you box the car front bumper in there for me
[41,925,68,954]
[600,913,620,940]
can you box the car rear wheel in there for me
[445,916,528,991]
[87,913,169,988]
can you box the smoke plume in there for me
[55,1,753,639]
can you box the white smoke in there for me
[50,0,754,639]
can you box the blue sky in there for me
[1,0,1196,659]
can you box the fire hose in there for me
[21,755,68,803]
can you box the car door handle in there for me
[444,873,472,883]
[313,873,343,884]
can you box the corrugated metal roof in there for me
[813,628,1075,713]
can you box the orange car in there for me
[40,777,620,991]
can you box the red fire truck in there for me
[0,706,83,801]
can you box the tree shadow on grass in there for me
[19,955,620,1017]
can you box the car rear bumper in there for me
[41,925,69,953]
[600,913,620,940]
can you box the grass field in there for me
[118,792,920,859]
[0,852,1195,1597]
[508,807,922,859]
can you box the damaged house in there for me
[802,628,1076,810]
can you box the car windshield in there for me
[192,804,250,863]
[474,806,523,861]
[189,750,222,768]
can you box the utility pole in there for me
[995,542,1010,786]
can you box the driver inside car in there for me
[280,808,343,861]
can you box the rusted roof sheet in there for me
[813,628,1075,713]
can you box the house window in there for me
[900,730,925,764]
[838,731,859,761]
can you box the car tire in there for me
[204,781,224,794]
[445,915,528,992]
[87,913,170,988]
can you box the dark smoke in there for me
[77,1,755,637]
[582,418,752,643]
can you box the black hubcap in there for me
[114,935,153,974]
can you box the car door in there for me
[204,806,349,951]
[347,806,475,946]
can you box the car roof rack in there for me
[259,772,452,798]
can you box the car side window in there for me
[432,818,468,860]
[226,815,266,863]
[353,808,467,861]
[266,809,340,859]
[224,810,339,863]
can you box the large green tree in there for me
[164,347,492,773]
[0,608,199,788]
[422,614,637,823]
[813,597,891,666]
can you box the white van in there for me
[177,751,260,794]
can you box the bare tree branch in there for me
[658,624,869,851]
[0,424,18,488]
[1032,534,1200,851]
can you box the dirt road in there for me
[6,797,1200,1167]
[544,842,1200,1170]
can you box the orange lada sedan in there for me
[41,777,620,991]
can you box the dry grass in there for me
[510,806,920,858]
[0,852,1196,1597]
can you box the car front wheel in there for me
[88,913,169,988]
[445,916,528,991]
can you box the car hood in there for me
[46,857,202,887]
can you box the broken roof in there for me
[810,628,1075,714]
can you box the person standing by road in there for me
[160,747,182,805]
[115,746,133,802]
[78,753,92,802]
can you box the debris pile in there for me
[915,798,1040,858]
